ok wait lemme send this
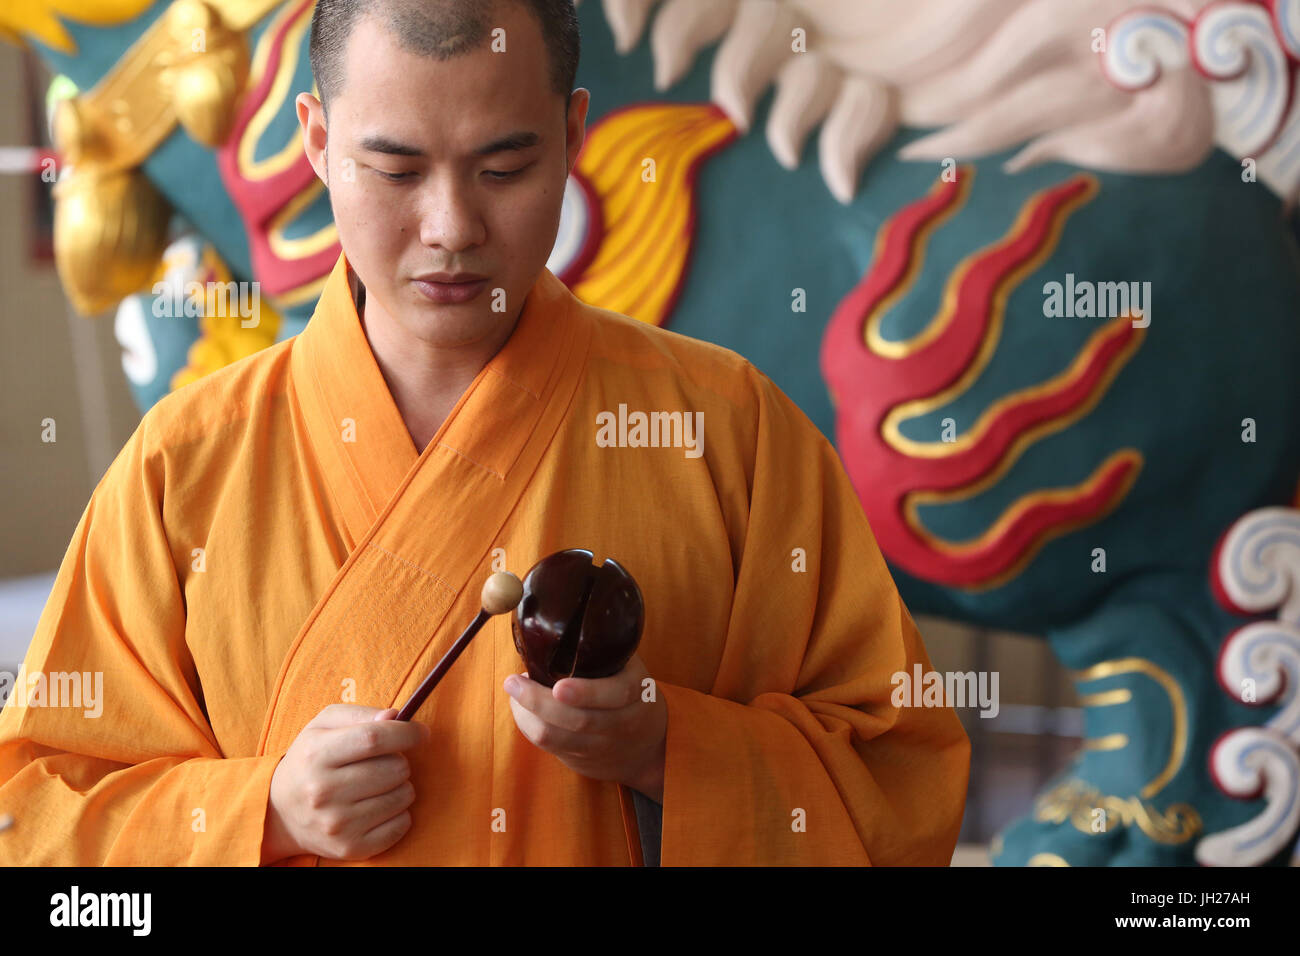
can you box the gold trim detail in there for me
[236,0,313,180]
[1078,688,1132,707]
[1033,778,1201,845]
[901,448,1143,596]
[862,169,975,356]
[1073,657,1188,799]
[267,178,337,259]
[885,314,1143,460]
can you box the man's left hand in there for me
[504,652,666,803]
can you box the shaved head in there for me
[294,0,591,400]
[309,0,580,115]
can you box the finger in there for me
[553,653,647,708]
[551,671,641,709]
[323,719,430,767]
[372,708,431,742]
[321,782,415,860]
[306,704,394,730]
[508,695,603,754]
[507,675,626,735]
[353,808,413,860]
[330,752,411,802]
[349,780,416,835]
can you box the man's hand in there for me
[504,652,667,802]
[262,704,430,864]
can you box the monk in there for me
[0,0,970,865]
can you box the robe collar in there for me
[292,250,580,547]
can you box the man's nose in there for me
[418,177,487,252]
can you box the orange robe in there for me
[0,252,970,865]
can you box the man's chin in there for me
[397,308,515,351]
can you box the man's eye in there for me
[376,170,412,182]
[484,167,526,181]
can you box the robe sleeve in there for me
[656,365,971,865]
[0,413,285,866]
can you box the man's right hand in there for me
[261,704,430,863]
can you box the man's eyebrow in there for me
[473,131,541,155]
[354,131,542,158]
[356,134,425,157]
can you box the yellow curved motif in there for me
[865,175,1148,593]
[0,0,156,53]
[1,0,283,53]
[1027,853,1070,866]
[885,315,1144,459]
[863,169,975,353]
[1073,657,1188,799]
[237,0,314,181]
[571,103,736,326]
[1078,688,1132,707]
[902,448,1144,593]
[268,178,338,260]
[868,175,1098,360]
[879,176,1107,459]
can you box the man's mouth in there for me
[415,272,488,283]
[413,274,490,304]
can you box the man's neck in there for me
[350,269,522,454]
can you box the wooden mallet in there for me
[394,571,523,722]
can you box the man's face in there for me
[296,4,588,350]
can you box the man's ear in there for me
[296,91,329,187]
[564,88,590,176]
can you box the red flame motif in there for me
[216,0,337,305]
[821,169,1146,590]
